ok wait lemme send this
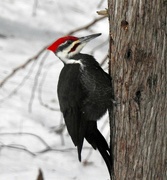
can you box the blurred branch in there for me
[32,0,39,16]
[0,132,51,149]
[0,132,94,161]
[49,116,65,146]
[0,131,92,154]
[0,59,38,103]
[36,146,92,154]
[0,142,92,156]
[100,54,108,67]
[38,62,60,111]
[0,46,47,88]
[0,144,36,156]
[97,0,105,8]
[90,39,108,55]
[28,52,48,112]
[67,16,106,35]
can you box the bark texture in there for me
[108,0,167,179]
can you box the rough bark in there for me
[108,0,167,179]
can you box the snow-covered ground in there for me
[0,0,110,179]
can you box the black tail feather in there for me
[85,122,112,176]
[94,129,112,176]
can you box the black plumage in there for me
[57,53,113,175]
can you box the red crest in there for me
[47,36,78,52]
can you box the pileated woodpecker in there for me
[47,33,113,175]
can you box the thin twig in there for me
[28,52,48,112]
[0,143,92,156]
[38,62,60,111]
[59,114,65,145]
[100,54,108,67]
[0,46,47,88]
[97,0,105,8]
[0,132,51,149]
[68,16,106,35]
[0,132,93,157]
[0,58,38,103]
[0,144,36,156]
[49,115,65,145]
[90,39,108,55]
[100,118,109,138]
[36,146,92,154]
[32,0,38,16]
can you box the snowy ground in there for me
[0,0,110,179]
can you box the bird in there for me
[47,33,113,176]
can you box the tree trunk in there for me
[108,0,167,179]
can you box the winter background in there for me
[0,0,110,179]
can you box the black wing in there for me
[57,64,87,160]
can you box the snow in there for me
[0,0,110,179]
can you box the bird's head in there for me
[47,33,101,62]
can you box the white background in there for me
[0,0,110,179]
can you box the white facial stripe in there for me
[68,43,86,57]
[56,39,86,70]
[64,43,74,53]
[64,40,79,51]
[56,51,84,69]
[57,51,82,63]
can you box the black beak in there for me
[78,33,102,43]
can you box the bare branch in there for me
[0,143,92,156]
[50,116,65,146]
[100,54,108,67]
[0,46,47,88]
[36,146,92,154]
[38,102,59,111]
[38,62,60,111]
[0,132,51,149]
[0,144,36,156]
[68,16,106,35]
[97,0,105,8]
[0,132,93,158]
[32,0,39,16]
[90,39,108,55]
[0,59,38,103]
[28,52,48,112]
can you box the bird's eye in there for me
[58,40,72,50]
[66,40,72,45]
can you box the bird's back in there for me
[73,53,112,120]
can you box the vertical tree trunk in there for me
[108,0,167,179]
